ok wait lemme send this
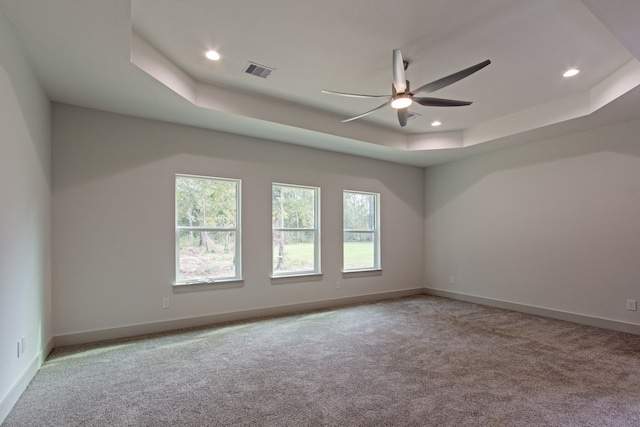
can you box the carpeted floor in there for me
[4,295,640,426]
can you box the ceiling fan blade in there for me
[413,59,491,95]
[414,97,473,107]
[392,49,407,93]
[397,108,408,127]
[321,89,390,99]
[342,100,391,122]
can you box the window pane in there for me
[178,230,236,282]
[343,192,375,230]
[176,176,237,228]
[343,232,375,269]
[272,185,316,229]
[273,230,315,273]
[343,191,379,271]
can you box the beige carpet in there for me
[4,295,640,426]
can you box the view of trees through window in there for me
[176,175,240,282]
[343,191,379,270]
[175,175,379,283]
[272,184,319,275]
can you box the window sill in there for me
[173,279,244,292]
[270,273,323,284]
[341,269,382,278]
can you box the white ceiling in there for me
[2,0,640,166]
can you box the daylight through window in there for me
[343,190,380,271]
[175,175,241,284]
[272,183,320,276]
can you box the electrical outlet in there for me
[336,280,341,290]
[21,336,25,355]
[449,276,455,285]
[627,299,637,311]
[162,298,170,309]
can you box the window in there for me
[272,183,320,276]
[175,174,241,284]
[343,191,380,271]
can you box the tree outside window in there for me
[343,191,380,271]
[272,184,320,276]
[175,175,241,283]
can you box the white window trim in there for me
[175,174,242,285]
[271,183,321,277]
[342,190,380,272]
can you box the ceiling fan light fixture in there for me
[391,94,412,109]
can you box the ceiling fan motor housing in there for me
[392,80,411,96]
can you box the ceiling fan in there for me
[322,50,490,127]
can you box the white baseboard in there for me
[54,288,425,347]
[0,337,54,425]
[424,287,640,336]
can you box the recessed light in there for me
[205,50,221,61]
[431,121,442,127]
[563,68,580,78]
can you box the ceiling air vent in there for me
[243,62,275,78]
[407,110,422,121]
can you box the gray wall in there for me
[0,11,52,422]
[52,104,425,340]
[425,118,640,326]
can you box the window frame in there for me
[271,182,321,278]
[175,174,242,285]
[342,190,381,272]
